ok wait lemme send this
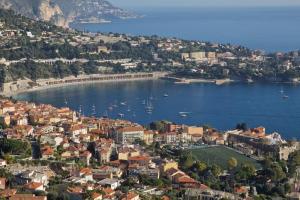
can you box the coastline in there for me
[1,72,168,97]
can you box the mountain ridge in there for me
[0,0,138,27]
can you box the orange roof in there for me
[161,195,170,200]
[177,176,197,184]
[25,182,43,190]
[67,186,83,194]
[92,192,102,199]
[9,194,46,200]
[0,189,17,198]
[128,155,150,161]
[102,187,114,195]
[121,192,139,200]
[80,168,92,175]
[117,126,144,132]
[0,178,6,185]
[42,146,54,155]
[234,186,248,194]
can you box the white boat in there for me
[92,105,96,116]
[180,113,188,117]
[282,95,289,99]
[120,102,127,106]
[145,101,154,111]
[118,113,125,118]
[280,87,284,94]
[163,93,169,97]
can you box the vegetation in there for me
[188,146,260,169]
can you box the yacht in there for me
[120,101,127,106]
[282,95,289,99]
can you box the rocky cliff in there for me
[0,0,138,27]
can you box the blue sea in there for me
[15,81,300,139]
[71,6,300,52]
[15,7,300,139]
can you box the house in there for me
[118,147,140,161]
[80,151,92,166]
[0,178,6,190]
[163,132,178,144]
[0,159,7,167]
[9,194,47,200]
[115,126,144,144]
[92,192,103,200]
[121,192,140,200]
[98,178,120,190]
[16,170,48,186]
[128,156,150,167]
[160,159,178,173]
[143,130,154,145]
[93,166,123,180]
[41,146,54,159]
[25,182,45,191]
[0,189,17,198]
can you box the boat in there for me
[91,105,96,116]
[163,93,169,97]
[180,113,188,117]
[120,102,127,106]
[103,111,108,118]
[174,79,190,84]
[145,101,154,111]
[282,95,289,99]
[142,100,146,105]
[127,106,131,112]
[64,99,68,105]
[108,106,113,110]
[280,87,284,94]
[179,111,191,117]
[118,113,125,118]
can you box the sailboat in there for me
[280,87,284,94]
[64,98,68,106]
[103,111,108,118]
[91,105,96,116]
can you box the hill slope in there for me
[0,0,137,27]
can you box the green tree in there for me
[195,161,207,174]
[227,157,238,170]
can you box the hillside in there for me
[0,0,138,27]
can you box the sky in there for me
[110,0,300,9]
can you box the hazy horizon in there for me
[110,0,300,9]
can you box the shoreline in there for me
[3,73,300,98]
[1,72,168,97]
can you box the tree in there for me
[183,153,194,169]
[195,161,207,174]
[227,157,238,170]
[211,164,222,177]
[235,163,256,181]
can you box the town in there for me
[0,98,300,200]
[1,9,300,95]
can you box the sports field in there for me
[188,146,261,169]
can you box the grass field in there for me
[188,146,261,169]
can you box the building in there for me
[0,178,6,190]
[0,159,7,167]
[98,178,120,190]
[160,159,178,173]
[9,194,47,200]
[115,126,144,144]
[189,52,206,60]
